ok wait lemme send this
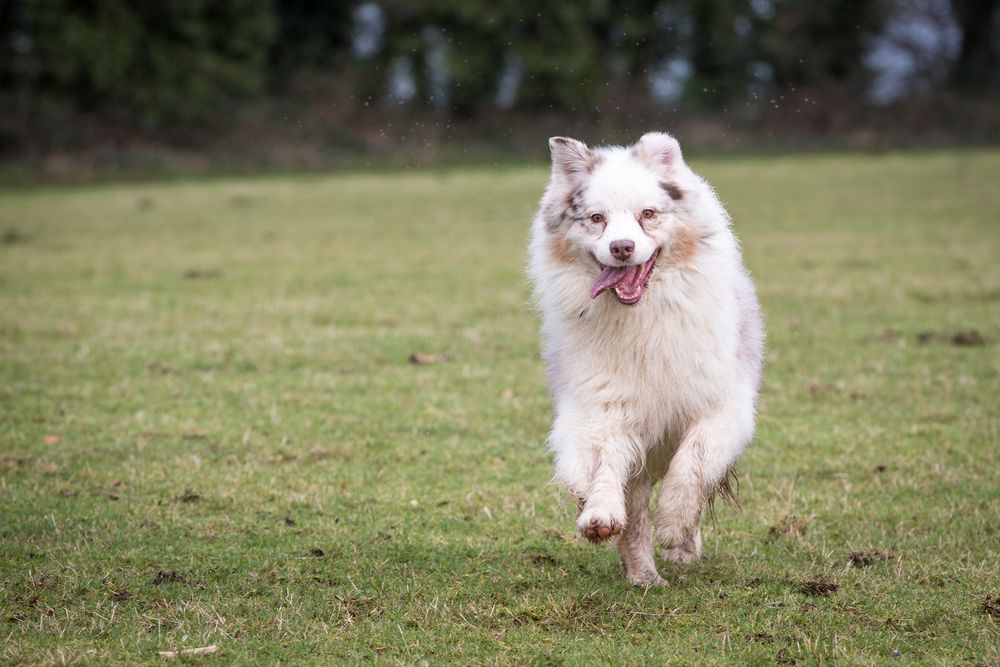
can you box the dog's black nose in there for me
[609,239,635,261]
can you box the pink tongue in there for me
[590,264,643,299]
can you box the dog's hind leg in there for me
[653,399,755,561]
[618,476,665,585]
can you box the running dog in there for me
[528,133,764,585]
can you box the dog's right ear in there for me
[549,136,595,178]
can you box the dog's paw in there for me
[625,569,668,587]
[576,506,624,544]
[662,543,700,564]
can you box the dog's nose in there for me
[609,239,635,261]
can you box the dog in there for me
[527,133,764,585]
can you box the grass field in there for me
[1,150,998,664]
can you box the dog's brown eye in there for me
[590,213,605,224]
[641,209,656,219]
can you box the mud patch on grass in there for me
[182,268,222,280]
[30,573,58,589]
[148,362,178,375]
[800,579,838,596]
[870,329,901,343]
[409,351,452,365]
[848,550,892,567]
[2,229,28,244]
[1,454,26,469]
[175,489,201,502]
[982,595,1000,618]
[769,515,808,538]
[152,570,187,585]
[529,551,558,565]
[916,330,986,346]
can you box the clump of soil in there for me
[800,579,839,596]
[916,330,986,346]
[848,550,892,567]
[152,570,187,585]
[982,595,1000,618]
[175,489,201,502]
[769,515,808,538]
[409,352,452,365]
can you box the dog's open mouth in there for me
[590,249,660,305]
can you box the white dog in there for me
[528,133,764,585]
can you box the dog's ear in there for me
[632,132,683,171]
[549,136,595,178]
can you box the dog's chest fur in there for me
[542,256,742,450]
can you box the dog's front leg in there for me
[550,412,638,544]
[653,401,755,562]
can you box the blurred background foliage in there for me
[0,0,997,173]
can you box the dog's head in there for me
[540,132,698,305]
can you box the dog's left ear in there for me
[632,132,683,171]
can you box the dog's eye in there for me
[641,209,656,220]
[590,213,605,224]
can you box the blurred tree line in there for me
[0,0,996,154]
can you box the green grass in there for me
[1,150,998,665]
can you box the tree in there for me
[950,0,999,91]
[1,0,276,127]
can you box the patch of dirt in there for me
[283,516,296,526]
[30,573,58,589]
[1,229,28,245]
[982,595,1000,618]
[152,570,187,585]
[409,351,452,365]
[950,330,985,346]
[799,603,818,612]
[309,547,325,557]
[148,362,178,375]
[229,195,255,207]
[1,454,26,469]
[848,550,892,567]
[870,329,901,342]
[529,551,558,565]
[774,647,798,665]
[175,489,201,502]
[747,632,774,643]
[111,589,132,602]
[873,464,887,473]
[800,579,838,596]
[769,515,808,538]
[916,330,986,346]
[182,269,222,280]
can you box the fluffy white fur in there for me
[528,133,764,586]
